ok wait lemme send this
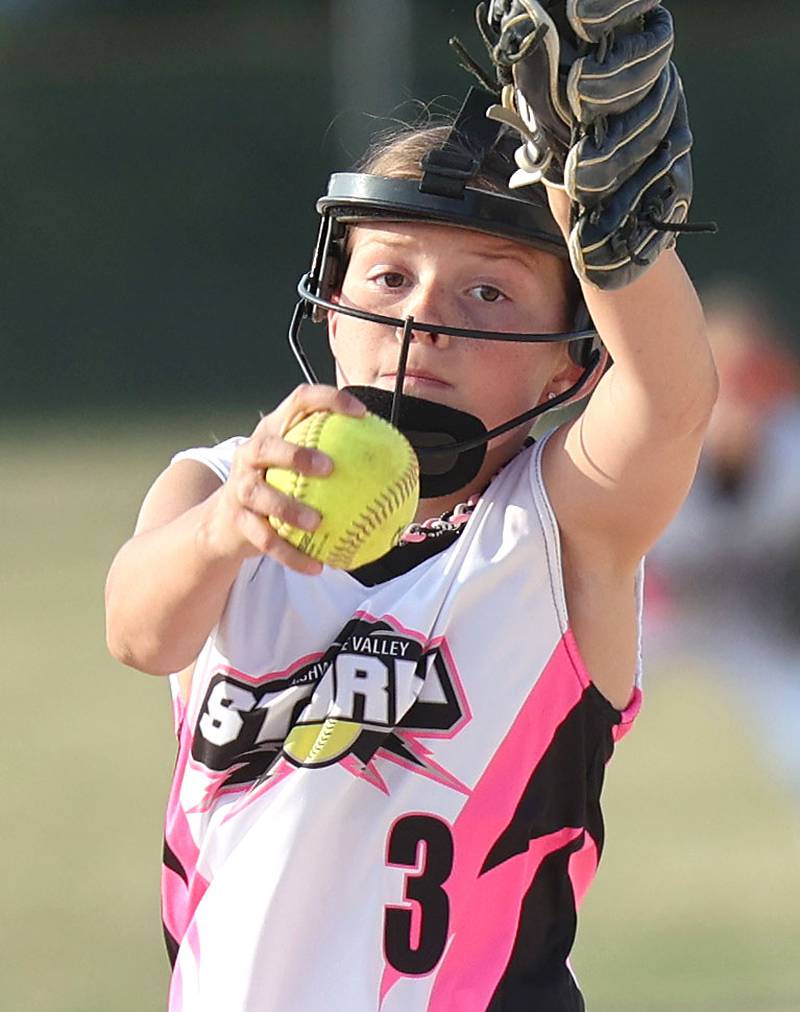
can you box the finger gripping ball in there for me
[266,411,420,570]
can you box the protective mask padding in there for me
[344,386,488,499]
[310,215,347,325]
[568,301,598,367]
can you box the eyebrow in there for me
[354,234,415,250]
[469,247,542,270]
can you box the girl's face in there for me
[328,221,580,438]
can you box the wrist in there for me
[545,184,572,240]
[196,489,255,568]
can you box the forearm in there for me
[540,190,720,563]
[105,489,247,676]
[550,188,718,433]
[584,250,717,430]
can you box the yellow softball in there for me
[266,411,420,570]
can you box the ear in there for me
[544,346,585,399]
[327,294,341,351]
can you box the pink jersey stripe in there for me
[567,830,599,909]
[613,685,642,741]
[561,627,642,737]
[426,634,589,1010]
[433,827,583,1010]
[162,724,209,948]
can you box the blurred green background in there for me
[2,2,799,1010]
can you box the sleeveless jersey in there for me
[163,435,643,1012]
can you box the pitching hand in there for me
[206,384,366,574]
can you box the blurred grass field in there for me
[2,414,799,1012]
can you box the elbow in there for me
[105,616,171,677]
[105,607,199,678]
[104,562,155,674]
[106,631,183,677]
[664,337,720,439]
[688,353,720,436]
[696,310,721,416]
[105,619,131,669]
[104,572,139,671]
[105,583,175,677]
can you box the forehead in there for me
[347,220,553,271]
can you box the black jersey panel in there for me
[481,687,617,875]
[482,687,619,1008]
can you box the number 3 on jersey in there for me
[384,814,454,975]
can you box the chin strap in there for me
[344,386,488,499]
[291,290,602,498]
[350,306,601,497]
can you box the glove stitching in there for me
[577,35,673,81]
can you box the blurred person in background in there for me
[647,282,800,790]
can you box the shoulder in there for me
[171,434,248,484]
[133,436,246,537]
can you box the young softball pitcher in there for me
[106,3,716,1009]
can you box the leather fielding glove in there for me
[478,0,697,289]
[477,0,579,186]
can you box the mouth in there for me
[379,371,452,390]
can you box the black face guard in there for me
[287,87,605,498]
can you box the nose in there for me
[395,280,451,349]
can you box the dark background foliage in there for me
[1,1,796,414]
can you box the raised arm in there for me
[482,1,718,565]
[544,187,717,566]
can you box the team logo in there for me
[192,616,470,793]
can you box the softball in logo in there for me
[283,716,363,768]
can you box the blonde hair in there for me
[358,124,508,193]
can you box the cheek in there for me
[460,340,566,430]
[465,342,553,404]
[328,316,384,383]
[329,326,360,383]
[328,316,354,382]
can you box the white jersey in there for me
[162,434,643,1012]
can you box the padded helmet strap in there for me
[344,385,488,499]
[419,86,502,199]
